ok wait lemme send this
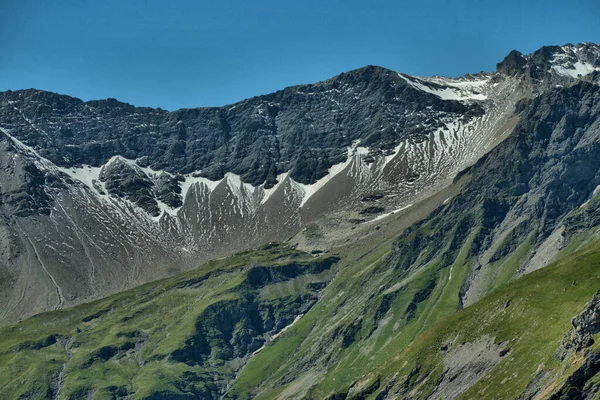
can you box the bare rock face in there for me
[155,172,184,208]
[99,158,161,216]
[0,66,483,189]
[496,50,528,76]
[559,291,600,359]
[429,335,510,400]
[387,77,600,308]
[551,292,600,400]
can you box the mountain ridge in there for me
[0,42,598,326]
[7,39,598,112]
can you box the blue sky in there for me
[1,0,599,110]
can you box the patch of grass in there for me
[364,236,600,399]
[487,233,534,292]
[0,243,335,400]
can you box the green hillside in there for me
[0,243,339,399]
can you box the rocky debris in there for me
[558,291,600,359]
[428,335,509,400]
[361,193,385,202]
[359,206,385,215]
[154,172,184,208]
[550,292,600,399]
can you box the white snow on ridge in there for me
[551,45,600,78]
[179,173,222,202]
[382,141,405,170]
[57,165,105,192]
[425,75,490,90]
[226,172,255,198]
[0,126,56,170]
[552,61,599,78]
[1,121,467,225]
[397,73,489,101]
[155,199,179,219]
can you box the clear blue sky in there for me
[1,0,598,110]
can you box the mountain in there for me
[1,42,600,399]
[0,52,517,323]
[231,67,600,400]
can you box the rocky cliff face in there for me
[560,292,600,358]
[0,43,598,324]
[0,66,484,187]
[387,77,600,308]
[217,46,600,399]
[552,292,600,400]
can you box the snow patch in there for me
[180,173,222,202]
[57,165,104,191]
[398,73,489,101]
[382,141,405,169]
[371,204,413,222]
[551,46,600,78]
[552,61,599,78]
[155,199,179,219]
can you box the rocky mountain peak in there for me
[332,65,399,85]
[496,49,528,75]
[496,42,600,83]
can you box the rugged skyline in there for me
[0,41,597,321]
[2,0,599,109]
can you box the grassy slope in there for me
[0,172,467,400]
[0,243,337,399]
[228,201,600,400]
[227,229,600,399]
[228,225,481,399]
[3,174,600,400]
[358,231,600,399]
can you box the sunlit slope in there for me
[0,243,339,399]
